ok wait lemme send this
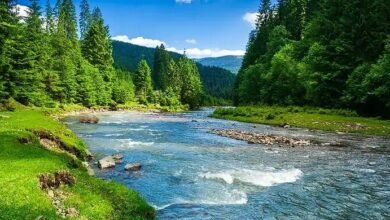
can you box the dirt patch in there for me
[18,136,32,144]
[31,129,89,160]
[38,171,79,218]
[38,171,76,190]
[210,129,312,147]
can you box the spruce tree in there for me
[52,0,79,103]
[134,60,153,103]
[152,44,170,90]
[0,0,19,100]
[81,7,114,105]
[79,0,91,39]
[177,57,203,109]
[45,0,55,33]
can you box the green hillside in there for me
[112,41,236,100]
[196,55,243,74]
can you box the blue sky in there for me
[17,0,261,58]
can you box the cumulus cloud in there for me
[112,35,244,58]
[243,12,259,28]
[170,48,245,58]
[112,35,166,48]
[185,39,197,44]
[12,4,30,18]
[176,0,192,3]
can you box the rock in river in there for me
[125,163,142,171]
[98,154,124,169]
[98,156,116,169]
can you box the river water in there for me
[65,108,390,219]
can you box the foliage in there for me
[111,40,236,102]
[134,60,153,103]
[234,0,390,118]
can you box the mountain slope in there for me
[112,40,235,99]
[196,55,243,74]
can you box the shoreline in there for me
[211,106,390,137]
[0,107,156,219]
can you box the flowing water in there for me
[65,108,390,219]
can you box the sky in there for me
[16,0,261,58]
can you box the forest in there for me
[112,41,236,104]
[234,0,390,118]
[0,0,209,110]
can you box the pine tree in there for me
[51,0,79,103]
[177,57,203,109]
[81,7,114,104]
[14,0,49,105]
[0,0,19,100]
[134,60,153,103]
[79,0,91,39]
[82,7,114,73]
[152,44,170,90]
[45,0,55,33]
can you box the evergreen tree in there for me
[51,0,79,103]
[152,44,170,90]
[134,60,153,103]
[45,0,55,33]
[177,57,203,109]
[81,7,114,104]
[82,8,113,73]
[15,0,49,105]
[79,0,91,39]
[0,0,19,100]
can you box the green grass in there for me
[211,106,390,137]
[0,108,155,219]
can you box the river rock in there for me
[111,154,124,164]
[79,115,99,124]
[125,163,142,171]
[98,156,116,169]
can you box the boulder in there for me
[79,115,99,124]
[112,154,124,164]
[98,156,116,169]
[125,163,142,171]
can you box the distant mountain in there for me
[112,41,236,99]
[196,55,243,74]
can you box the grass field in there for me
[211,106,390,137]
[0,108,155,219]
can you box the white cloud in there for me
[176,0,192,3]
[185,39,197,44]
[170,48,245,59]
[243,12,258,28]
[12,4,30,18]
[112,35,245,58]
[112,35,166,48]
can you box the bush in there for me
[265,113,275,120]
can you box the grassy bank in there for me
[211,106,390,137]
[0,107,155,219]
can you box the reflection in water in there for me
[65,108,390,219]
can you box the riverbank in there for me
[0,106,155,219]
[211,106,390,137]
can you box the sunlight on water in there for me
[65,109,390,219]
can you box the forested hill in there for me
[196,56,243,74]
[112,41,236,99]
[235,0,390,118]
[112,41,182,71]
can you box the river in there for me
[65,108,390,219]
